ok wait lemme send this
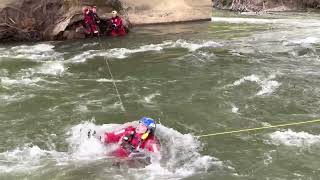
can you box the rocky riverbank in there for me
[0,0,212,42]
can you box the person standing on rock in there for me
[82,6,99,36]
[109,10,126,37]
[91,6,100,25]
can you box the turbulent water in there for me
[1,11,320,179]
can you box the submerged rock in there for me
[0,0,213,42]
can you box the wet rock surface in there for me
[0,0,212,42]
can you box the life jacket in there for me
[83,9,99,35]
[104,126,160,158]
[110,16,126,37]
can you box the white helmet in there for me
[112,10,117,15]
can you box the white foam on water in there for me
[233,74,260,86]
[233,74,281,96]
[35,61,66,76]
[256,80,281,96]
[212,17,280,24]
[211,17,320,28]
[66,122,111,160]
[80,42,99,49]
[231,105,239,114]
[68,40,221,62]
[107,43,167,59]
[0,93,35,105]
[267,129,320,147]
[68,50,98,63]
[129,123,219,180]
[96,78,123,83]
[171,39,222,51]
[0,77,42,86]
[263,150,275,166]
[287,37,320,45]
[0,44,63,61]
[0,144,62,173]
[13,44,54,53]
[144,92,161,104]
[0,121,220,178]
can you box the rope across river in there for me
[95,37,319,138]
[95,31,319,138]
[196,118,320,138]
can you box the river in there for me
[1,11,320,179]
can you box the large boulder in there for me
[0,0,213,42]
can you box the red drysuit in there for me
[103,126,160,158]
[83,8,99,35]
[110,16,127,37]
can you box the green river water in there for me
[1,11,320,180]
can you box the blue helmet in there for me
[139,117,156,132]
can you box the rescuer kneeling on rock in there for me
[109,10,126,37]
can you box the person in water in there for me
[82,6,99,36]
[109,10,126,37]
[102,117,160,158]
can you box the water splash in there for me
[233,74,281,96]
[267,129,320,147]
[0,121,219,179]
[34,61,66,76]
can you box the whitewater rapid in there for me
[0,121,219,179]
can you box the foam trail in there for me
[96,78,123,83]
[233,74,260,86]
[284,37,320,46]
[144,92,161,104]
[211,17,320,27]
[68,40,222,62]
[0,77,42,86]
[233,74,281,96]
[68,50,98,63]
[0,44,63,61]
[268,129,320,147]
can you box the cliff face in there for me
[0,0,212,42]
[0,0,124,41]
[213,0,320,12]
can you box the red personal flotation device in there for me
[82,7,99,35]
[110,16,126,37]
[103,126,160,158]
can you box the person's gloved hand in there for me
[111,23,117,29]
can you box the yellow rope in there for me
[196,118,320,138]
